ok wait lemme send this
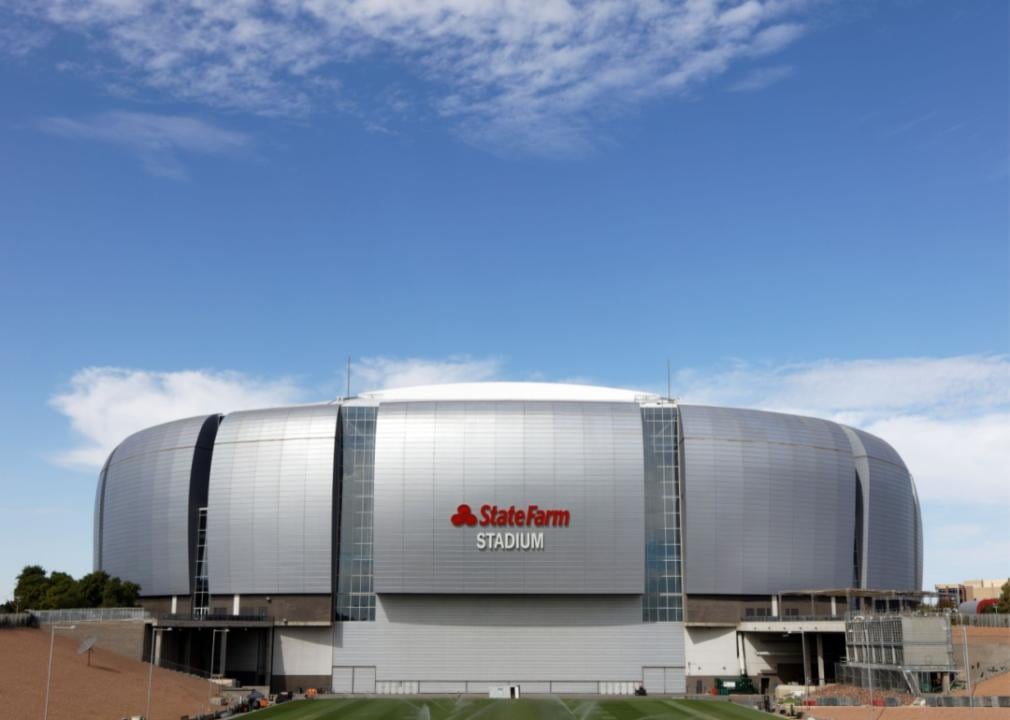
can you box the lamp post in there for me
[962,624,972,707]
[42,623,76,720]
[146,627,172,720]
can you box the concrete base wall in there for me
[685,627,739,678]
[271,595,685,694]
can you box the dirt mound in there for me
[963,669,1010,697]
[961,626,1010,647]
[0,628,218,720]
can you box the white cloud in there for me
[11,0,813,151]
[729,64,793,91]
[670,355,1010,588]
[862,413,1010,502]
[49,358,505,468]
[672,357,1010,501]
[352,355,503,392]
[39,111,250,178]
[50,367,304,468]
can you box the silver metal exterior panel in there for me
[679,405,856,595]
[372,401,644,594]
[93,454,112,571]
[913,481,923,590]
[333,595,684,685]
[98,415,213,597]
[207,404,338,595]
[845,427,919,590]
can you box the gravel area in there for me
[799,710,1010,720]
[0,627,219,720]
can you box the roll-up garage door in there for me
[642,667,665,694]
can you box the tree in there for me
[101,577,141,607]
[6,565,142,610]
[78,571,111,607]
[997,580,1010,614]
[12,565,50,609]
[45,572,85,609]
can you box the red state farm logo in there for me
[449,503,570,527]
[451,504,478,527]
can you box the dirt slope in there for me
[0,628,218,720]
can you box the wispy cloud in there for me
[50,367,305,467]
[0,18,50,56]
[729,64,793,91]
[38,111,250,178]
[11,0,813,152]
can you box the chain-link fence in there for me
[951,613,1010,628]
[834,663,914,692]
[29,607,149,623]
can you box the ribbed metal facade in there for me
[331,594,684,691]
[844,427,921,591]
[679,405,857,595]
[96,415,217,597]
[372,401,644,594]
[207,404,339,595]
[93,383,923,693]
[93,454,111,571]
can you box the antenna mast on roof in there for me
[346,356,351,399]
[666,358,671,401]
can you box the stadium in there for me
[92,382,923,696]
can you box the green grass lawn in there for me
[247,697,770,720]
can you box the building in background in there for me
[934,579,1007,608]
[963,579,1006,601]
[935,584,967,607]
[91,383,924,695]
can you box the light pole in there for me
[866,616,873,720]
[962,624,972,707]
[146,627,172,720]
[43,624,76,720]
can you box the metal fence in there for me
[834,663,918,693]
[739,614,843,622]
[29,607,150,623]
[0,613,34,628]
[952,613,1010,628]
[924,696,1010,708]
[158,610,270,623]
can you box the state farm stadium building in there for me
[93,383,924,695]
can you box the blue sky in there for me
[0,1,1007,603]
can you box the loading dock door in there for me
[643,667,665,694]
[643,667,684,694]
[332,667,353,693]
[353,666,376,693]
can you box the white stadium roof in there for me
[356,382,660,403]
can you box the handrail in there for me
[158,611,271,623]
